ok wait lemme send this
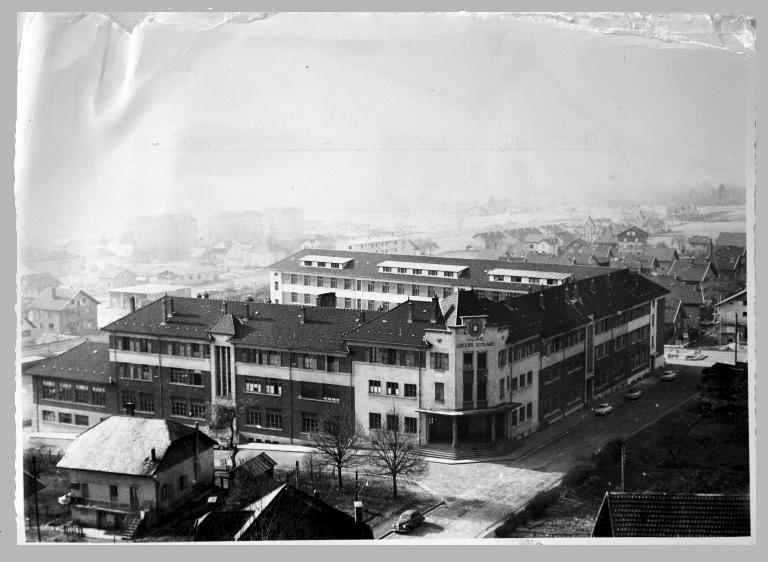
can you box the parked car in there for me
[661,370,678,381]
[593,403,614,416]
[393,509,425,533]
[626,387,643,400]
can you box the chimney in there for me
[129,295,136,312]
[244,300,250,319]
[539,292,545,309]
[407,300,414,324]
[299,306,306,324]
[169,297,175,316]
[161,297,168,326]
[222,302,228,314]
[354,500,364,524]
[151,448,157,462]
[204,292,210,299]
[126,401,135,417]
[430,296,440,324]
[196,293,202,299]
[590,278,596,293]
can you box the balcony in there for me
[71,496,155,513]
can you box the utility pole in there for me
[620,442,626,492]
[734,312,738,365]
[32,456,41,542]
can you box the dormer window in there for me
[383,266,392,273]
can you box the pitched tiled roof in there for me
[21,272,61,289]
[650,247,679,263]
[616,226,649,240]
[344,299,445,347]
[230,452,277,480]
[26,341,111,383]
[712,245,746,272]
[645,276,704,306]
[268,249,613,293]
[668,259,714,283]
[524,252,574,266]
[688,235,712,244]
[58,416,217,476]
[104,296,365,354]
[593,492,750,537]
[716,289,747,307]
[715,232,746,248]
[27,287,100,311]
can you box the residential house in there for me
[616,227,649,257]
[227,452,276,496]
[157,266,219,286]
[687,235,713,257]
[524,233,561,255]
[647,276,707,343]
[20,272,61,305]
[715,290,748,345]
[667,258,719,299]
[621,254,658,275]
[108,284,193,310]
[715,232,747,249]
[582,217,600,243]
[59,416,216,535]
[222,240,273,269]
[592,492,750,537]
[562,238,591,255]
[191,484,374,540]
[648,247,680,274]
[27,287,99,336]
[590,245,615,266]
[345,236,421,255]
[300,235,335,251]
[20,316,41,346]
[98,266,138,292]
[711,245,747,282]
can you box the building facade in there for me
[268,249,617,311]
[715,290,748,345]
[31,269,667,457]
[616,227,649,257]
[27,287,99,336]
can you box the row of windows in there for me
[121,391,158,413]
[628,325,650,345]
[499,371,533,398]
[40,381,106,406]
[299,381,340,402]
[243,408,283,430]
[541,328,586,356]
[510,403,533,426]
[170,397,207,419]
[289,274,454,297]
[368,380,417,398]
[245,377,283,396]
[594,305,649,335]
[41,410,90,425]
[111,337,210,359]
[238,349,344,373]
[362,347,421,367]
[170,368,204,386]
[368,412,417,433]
[118,363,156,381]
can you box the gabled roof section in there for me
[668,259,716,283]
[715,232,747,248]
[26,341,111,383]
[343,299,445,347]
[688,235,712,244]
[716,289,747,307]
[593,492,750,537]
[27,287,100,311]
[616,226,649,240]
[209,313,239,337]
[57,416,216,476]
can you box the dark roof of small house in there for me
[27,287,100,311]
[568,251,595,265]
[688,235,712,245]
[647,276,704,306]
[58,416,216,476]
[668,259,715,283]
[344,299,445,347]
[21,272,61,288]
[616,226,649,240]
[712,245,746,272]
[715,232,746,248]
[26,341,112,383]
[593,492,750,537]
[650,247,679,263]
[194,484,373,541]
[230,453,277,480]
[524,252,574,266]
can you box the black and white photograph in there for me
[14,11,756,544]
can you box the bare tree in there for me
[210,397,261,470]
[367,406,428,499]
[301,451,324,492]
[308,407,364,491]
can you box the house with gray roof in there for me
[27,287,99,336]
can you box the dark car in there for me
[626,387,643,400]
[393,509,425,533]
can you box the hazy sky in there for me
[16,12,755,245]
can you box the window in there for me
[519,404,526,422]
[290,274,298,284]
[413,269,422,275]
[304,294,311,304]
[382,266,392,273]
[171,369,202,386]
[367,300,375,311]
[344,298,352,309]
[246,408,261,426]
[397,268,407,274]
[367,281,375,292]
[411,285,420,296]
[92,386,105,406]
[519,374,526,388]
[404,384,417,398]
[317,276,324,287]
[435,382,445,402]
[171,398,187,417]
[266,410,282,430]
[302,413,319,433]
[330,277,338,289]
[527,371,533,385]
[326,356,340,372]
[42,410,55,422]
[428,270,438,276]
[41,380,56,399]
[356,280,362,291]
[369,413,382,430]
[382,302,390,311]
[511,377,518,391]
[136,393,153,412]
[274,281,279,291]
[510,409,518,426]
[178,475,187,492]
[404,417,417,434]
[291,292,298,303]
[317,262,326,268]
[427,286,436,297]
[369,380,381,394]
[386,382,399,396]
[58,412,72,424]
[303,275,311,286]
[190,401,206,419]
[244,377,262,393]
[264,379,282,396]
[75,415,89,426]
[397,283,405,295]
[443,287,452,298]
[382,282,390,293]
[110,485,118,501]
[500,379,505,399]
[59,382,73,402]
[443,271,454,278]
[386,414,399,431]
[527,403,533,419]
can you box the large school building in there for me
[28,268,667,458]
